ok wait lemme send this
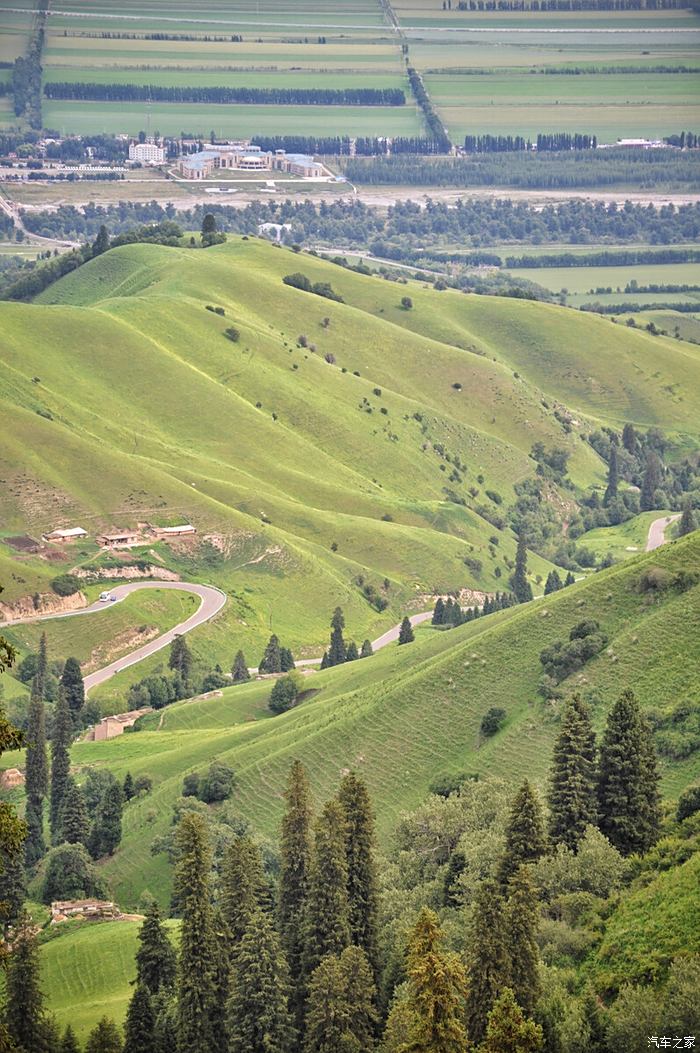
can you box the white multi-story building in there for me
[179,142,324,180]
[129,140,166,164]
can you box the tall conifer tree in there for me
[259,634,282,673]
[597,689,661,855]
[604,441,619,506]
[174,812,217,1053]
[548,694,597,850]
[136,900,176,994]
[88,780,123,858]
[227,909,294,1053]
[60,657,85,727]
[123,985,155,1053]
[402,908,468,1053]
[398,617,415,645]
[50,687,73,842]
[168,635,192,681]
[279,760,313,1004]
[3,911,48,1052]
[337,772,379,979]
[465,879,510,1044]
[480,988,544,1053]
[231,649,250,682]
[511,535,533,604]
[59,777,88,846]
[60,1024,81,1053]
[304,799,350,976]
[497,779,547,886]
[678,501,696,537]
[85,1017,123,1053]
[24,677,48,866]
[506,867,541,1016]
[328,607,347,666]
[221,835,269,948]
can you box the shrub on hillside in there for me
[539,620,608,685]
[481,707,506,737]
[224,326,240,342]
[199,761,236,803]
[269,671,303,714]
[50,573,81,596]
[41,843,106,904]
[676,784,700,823]
[429,771,474,798]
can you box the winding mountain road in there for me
[5,513,679,694]
[3,581,226,695]
[646,514,681,552]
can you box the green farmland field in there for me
[42,99,424,137]
[424,70,700,141]
[505,262,700,296]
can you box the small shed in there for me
[96,530,140,549]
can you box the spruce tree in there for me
[497,779,547,886]
[640,452,662,511]
[465,879,510,1045]
[280,647,296,672]
[443,850,466,908]
[678,501,696,537]
[339,946,377,1050]
[279,761,313,1032]
[3,911,47,1052]
[85,1017,123,1053]
[259,634,282,674]
[544,570,562,596]
[174,812,217,1053]
[92,224,110,257]
[337,772,379,979]
[360,639,373,658]
[398,616,415,645]
[548,694,597,851]
[231,649,250,682]
[506,867,541,1016]
[346,640,359,662]
[603,441,619,506]
[60,657,85,727]
[59,777,88,846]
[88,779,123,858]
[597,689,661,856]
[24,678,48,866]
[136,900,176,994]
[511,534,533,604]
[227,909,295,1053]
[328,607,347,666]
[304,799,350,975]
[302,956,351,1053]
[35,632,48,700]
[169,635,192,682]
[432,597,445,625]
[152,991,178,1053]
[221,835,269,947]
[210,912,231,1053]
[565,571,576,587]
[123,772,135,801]
[50,687,73,843]
[480,988,544,1053]
[403,907,469,1053]
[622,422,637,455]
[0,845,26,933]
[124,984,155,1053]
[60,1024,81,1053]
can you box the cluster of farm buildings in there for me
[41,522,196,549]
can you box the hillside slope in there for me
[22,532,694,911]
[2,238,698,663]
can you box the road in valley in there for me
[646,514,681,551]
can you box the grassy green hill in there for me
[5,533,692,913]
[1,237,699,677]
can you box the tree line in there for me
[464,132,597,153]
[44,82,406,107]
[20,195,700,251]
[406,66,452,152]
[458,0,686,7]
[10,0,48,129]
[506,246,700,268]
[340,147,700,190]
[251,134,442,156]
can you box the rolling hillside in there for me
[1,237,699,674]
[6,532,692,913]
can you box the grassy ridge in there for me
[2,237,698,679]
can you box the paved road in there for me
[646,514,681,552]
[3,581,226,695]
